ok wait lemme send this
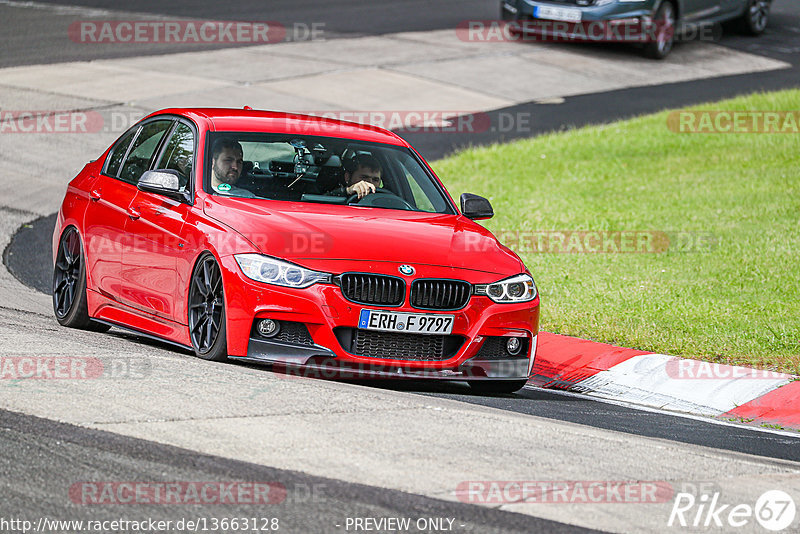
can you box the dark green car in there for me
[501,0,772,58]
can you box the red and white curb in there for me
[529,333,800,430]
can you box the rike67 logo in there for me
[669,490,796,531]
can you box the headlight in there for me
[474,274,537,303]
[234,254,331,288]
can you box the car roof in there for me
[146,108,409,147]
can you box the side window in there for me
[104,127,138,178]
[156,122,194,191]
[118,120,173,184]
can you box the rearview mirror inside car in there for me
[460,193,494,220]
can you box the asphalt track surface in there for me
[0,0,498,68]
[3,0,799,160]
[402,1,800,159]
[0,409,598,534]
[3,0,797,70]
[2,2,800,531]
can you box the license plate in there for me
[358,309,454,335]
[533,5,582,22]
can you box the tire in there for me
[643,1,676,59]
[468,379,528,395]
[736,0,770,35]
[188,253,228,362]
[52,227,110,332]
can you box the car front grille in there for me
[339,273,405,306]
[410,279,472,310]
[335,328,465,361]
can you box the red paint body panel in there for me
[89,289,190,346]
[54,108,540,375]
[202,196,523,276]
[219,251,539,364]
[162,108,408,146]
[81,173,137,298]
[119,191,189,320]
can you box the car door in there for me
[681,0,722,21]
[99,118,174,311]
[120,120,195,323]
[718,0,744,17]
[82,124,141,299]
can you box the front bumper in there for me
[503,0,655,22]
[219,255,540,380]
[500,0,663,43]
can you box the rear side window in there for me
[105,127,138,178]
[118,120,173,184]
[156,122,194,191]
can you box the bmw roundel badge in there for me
[399,265,415,276]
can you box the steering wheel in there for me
[346,188,415,211]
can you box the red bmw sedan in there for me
[53,108,539,394]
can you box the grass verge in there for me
[433,90,800,374]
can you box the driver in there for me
[210,137,255,198]
[326,154,382,199]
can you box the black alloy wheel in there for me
[53,227,109,332]
[188,254,228,361]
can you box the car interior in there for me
[211,136,446,213]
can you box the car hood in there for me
[204,199,523,276]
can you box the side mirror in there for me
[460,193,494,220]
[138,170,191,203]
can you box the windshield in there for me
[204,132,454,214]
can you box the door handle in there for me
[90,189,102,201]
[128,206,141,220]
